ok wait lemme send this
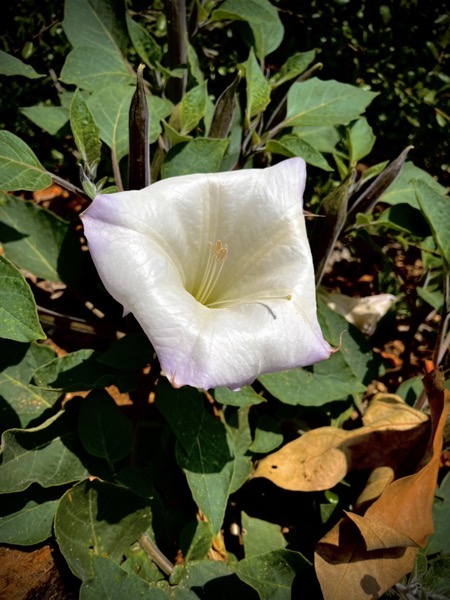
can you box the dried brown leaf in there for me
[314,370,450,600]
[253,395,428,491]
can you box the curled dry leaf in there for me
[253,394,428,492]
[314,369,450,600]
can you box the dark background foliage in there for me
[1,0,449,184]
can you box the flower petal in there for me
[81,158,331,389]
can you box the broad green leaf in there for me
[0,193,82,284]
[179,82,208,135]
[285,78,377,127]
[270,50,316,87]
[396,376,425,406]
[215,386,265,407]
[33,349,137,393]
[379,161,447,209]
[211,0,284,60]
[81,556,197,600]
[0,340,59,429]
[249,414,283,453]
[0,401,88,493]
[180,520,213,561]
[241,512,286,557]
[187,43,204,84]
[0,495,57,545]
[97,332,154,370]
[293,125,341,154]
[171,560,257,597]
[423,556,450,597]
[372,204,428,236]
[0,256,45,342]
[225,406,253,494]
[78,390,133,462]
[87,85,134,162]
[55,479,152,580]
[126,15,162,67]
[0,50,44,78]
[60,46,134,92]
[20,106,69,135]
[63,0,129,54]
[266,136,333,171]
[162,138,229,178]
[245,49,271,121]
[426,472,450,555]
[259,301,372,406]
[233,549,310,598]
[156,382,234,535]
[348,117,376,164]
[149,96,174,143]
[70,89,102,167]
[0,131,51,192]
[414,179,450,269]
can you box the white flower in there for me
[81,158,331,390]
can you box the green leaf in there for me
[70,89,102,167]
[215,386,265,407]
[241,512,286,557]
[63,0,129,54]
[87,85,134,162]
[0,495,57,545]
[423,556,450,597]
[270,50,317,87]
[259,300,371,406]
[225,406,253,494]
[0,256,45,342]
[266,136,333,171]
[285,78,377,127]
[414,179,450,270]
[211,0,284,60]
[348,117,376,164]
[427,472,450,555]
[81,556,197,599]
[155,382,234,535]
[180,520,213,561]
[171,560,257,597]
[149,96,174,143]
[20,106,69,135]
[0,50,44,78]
[161,138,229,178]
[293,125,341,154]
[0,340,59,429]
[245,49,271,121]
[0,401,88,493]
[126,15,162,67]
[33,349,137,393]
[233,549,310,598]
[0,193,82,285]
[55,479,152,580]
[60,46,134,92]
[78,390,133,463]
[179,82,208,135]
[379,161,447,209]
[0,131,52,192]
[97,332,154,370]
[249,415,283,453]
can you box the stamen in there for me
[196,240,228,305]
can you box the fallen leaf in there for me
[314,369,450,600]
[253,395,428,491]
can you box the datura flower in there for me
[81,157,331,390]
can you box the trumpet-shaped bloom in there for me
[81,158,331,390]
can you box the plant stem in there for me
[164,0,187,104]
[47,172,86,198]
[139,533,174,576]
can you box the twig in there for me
[47,172,87,198]
[111,149,124,191]
[139,533,174,576]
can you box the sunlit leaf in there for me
[0,131,51,192]
[55,479,152,580]
[0,256,45,342]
